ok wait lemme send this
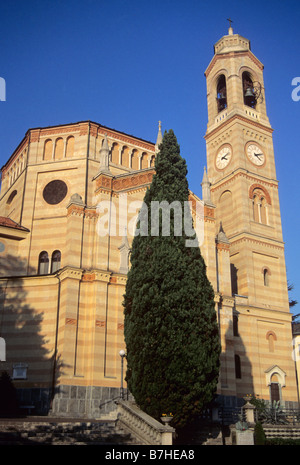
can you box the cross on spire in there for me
[227,18,233,28]
[227,18,233,35]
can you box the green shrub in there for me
[254,421,266,445]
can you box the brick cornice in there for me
[94,169,155,195]
[97,127,155,152]
[211,170,278,192]
[229,235,284,251]
[66,204,85,217]
[205,113,273,140]
[1,136,29,173]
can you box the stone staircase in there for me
[0,417,137,445]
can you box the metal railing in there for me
[218,407,244,425]
[200,404,300,426]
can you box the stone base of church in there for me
[16,385,126,418]
[50,385,123,418]
[16,386,299,419]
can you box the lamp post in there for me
[119,349,126,400]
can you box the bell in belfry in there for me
[244,86,254,97]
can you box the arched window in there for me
[218,190,233,234]
[6,190,17,205]
[141,152,148,169]
[111,142,119,165]
[131,149,139,170]
[265,365,285,404]
[216,74,227,113]
[43,139,53,161]
[235,354,241,379]
[150,155,155,167]
[51,250,61,273]
[38,251,49,275]
[121,146,130,167]
[54,138,64,160]
[266,331,277,352]
[66,136,74,158]
[242,71,256,108]
[250,187,270,225]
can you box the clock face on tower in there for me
[215,144,232,170]
[246,143,265,166]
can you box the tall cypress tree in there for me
[123,130,220,429]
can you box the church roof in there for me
[0,216,29,232]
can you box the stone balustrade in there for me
[116,400,175,445]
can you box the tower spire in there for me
[227,18,233,35]
[99,133,111,174]
[201,166,211,203]
[155,121,163,152]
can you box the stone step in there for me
[0,418,136,445]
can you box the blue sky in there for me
[0,0,299,314]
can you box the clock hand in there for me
[221,152,230,160]
[254,153,263,158]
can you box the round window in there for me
[43,180,68,205]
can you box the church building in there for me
[0,27,298,417]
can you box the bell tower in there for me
[204,25,289,309]
[204,27,298,404]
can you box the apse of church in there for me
[0,27,298,417]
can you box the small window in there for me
[51,250,61,273]
[230,263,238,295]
[12,363,28,380]
[38,251,49,275]
[235,354,241,379]
[233,314,239,337]
[263,268,270,287]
